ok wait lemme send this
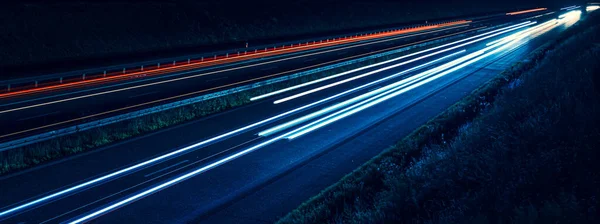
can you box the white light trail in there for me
[257,50,466,138]
[287,21,557,139]
[250,21,533,101]
[486,22,539,46]
[259,50,482,137]
[272,22,534,104]
[559,9,582,18]
[587,5,600,12]
[281,52,486,139]
[271,48,467,104]
[488,19,558,47]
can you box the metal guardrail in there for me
[0,20,469,94]
[0,26,484,152]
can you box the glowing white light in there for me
[559,10,582,19]
[287,28,546,139]
[282,52,486,139]
[488,19,558,47]
[587,6,600,12]
[273,22,534,104]
[271,47,465,104]
[259,50,478,137]
[250,21,533,101]
[486,22,540,46]
[285,19,559,139]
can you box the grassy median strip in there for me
[278,13,600,224]
[0,29,473,176]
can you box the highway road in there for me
[0,21,480,142]
[0,9,583,223]
[0,11,545,143]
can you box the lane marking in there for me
[303,58,317,63]
[127,91,158,99]
[143,160,189,178]
[205,76,229,83]
[17,111,61,122]
[260,66,279,71]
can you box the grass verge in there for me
[278,13,600,224]
[0,28,473,176]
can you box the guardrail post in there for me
[123,68,126,74]
[141,65,144,71]
[83,74,86,80]
[60,77,63,83]
[7,84,10,92]
[188,59,191,64]
[173,61,176,66]
[35,81,38,88]
[226,53,229,58]
[201,57,204,62]
[214,55,217,59]
[158,63,161,68]
[104,71,107,77]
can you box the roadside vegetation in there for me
[278,12,600,224]
[0,0,557,77]
[0,28,471,175]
